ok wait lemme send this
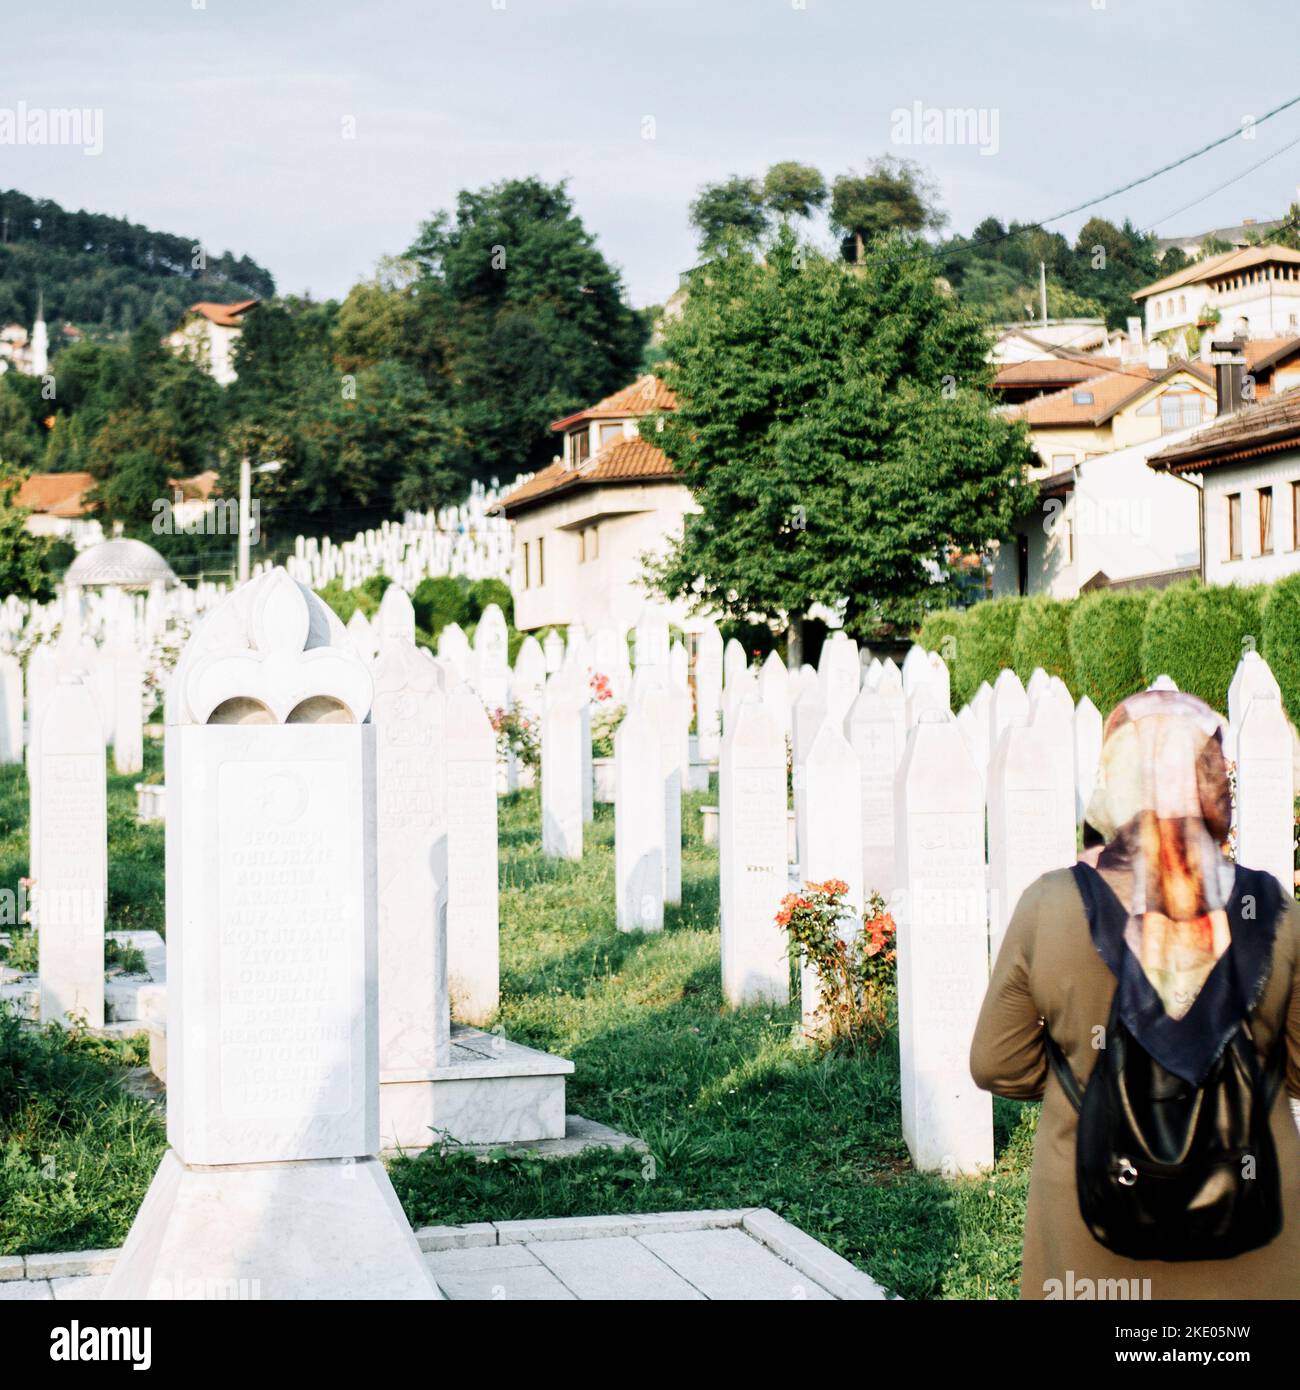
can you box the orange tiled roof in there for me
[186,299,258,327]
[12,471,97,517]
[498,436,677,514]
[166,468,220,501]
[992,356,1119,389]
[550,374,676,431]
[1008,362,1213,428]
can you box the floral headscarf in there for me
[1080,689,1279,1084]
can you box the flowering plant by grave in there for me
[777,880,896,1052]
[490,706,540,775]
[591,701,626,759]
[590,671,614,703]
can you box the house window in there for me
[523,541,531,589]
[1160,392,1202,432]
[1292,481,1300,549]
[1178,295,1186,313]
[537,536,545,586]
[1259,486,1274,555]
[578,524,599,563]
[1050,453,1073,470]
[598,422,624,448]
[1071,390,1094,405]
[1227,493,1242,560]
[1154,301,1163,320]
[570,429,590,467]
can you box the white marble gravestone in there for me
[643,683,685,905]
[695,623,724,764]
[1235,693,1295,894]
[901,644,930,697]
[791,682,828,867]
[1028,678,1077,858]
[445,681,500,1024]
[474,603,511,715]
[800,722,863,1037]
[987,723,1075,960]
[347,607,378,663]
[845,686,901,897]
[0,652,21,763]
[989,667,1029,758]
[615,705,665,932]
[635,607,670,671]
[105,568,440,1300]
[438,622,472,682]
[719,695,789,1007]
[819,633,860,730]
[112,652,145,776]
[373,640,449,1082]
[759,649,792,738]
[375,583,417,649]
[1074,696,1103,827]
[1228,651,1282,734]
[542,628,564,674]
[541,667,585,860]
[895,713,993,1175]
[33,677,106,1029]
[723,637,748,693]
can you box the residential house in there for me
[165,299,258,386]
[1148,357,1300,587]
[496,375,704,634]
[1133,244,1300,344]
[1155,216,1283,262]
[11,471,103,547]
[991,358,1218,598]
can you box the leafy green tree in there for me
[650,226,1032,654]
[762,162,828,221]
[831,157,945,263]
[0,377,41,470]
[0,485,55,601]
[406,177,645,481]
[688,177,770,255]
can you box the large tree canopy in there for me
[405,177,647,480]
[651,226,1033,643]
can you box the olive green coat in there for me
[970,868,1300,1300]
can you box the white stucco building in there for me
[496,375,705,634]
[165,299,258,386]
[1149,386,1300,587]
[1134,244,1300,344]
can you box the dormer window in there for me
[598,422,625,448]
[569,429,590,468]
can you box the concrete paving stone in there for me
[528,1235,705,1301]
[426,1244,541,1277]
[0,1256,24,1282]
[0,1279,52,1300]
[637,1228,836,1301]
[435,1266,576,1301]
[50,1275,109,1300]
[24,1249,118,1280]
[741,1209,888,1301]
[413,1222,497,1252]
[494,1209,742,1245]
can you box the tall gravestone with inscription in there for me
[32,677,106,1028]
[719,695,789,1007]
[1235,693,1295,894]
[104,569,440,1300]
[895,713,993,1175]
[695,623,724,764]
[541,666,585,859]
[0,652,23,764]
[615,705,665,931]
[844,686,901,896]
[445,681,500,1024]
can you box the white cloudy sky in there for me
[6,0,1300,306]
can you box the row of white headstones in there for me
[582,629,1296,1178]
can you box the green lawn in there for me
[0,751,1035,1297]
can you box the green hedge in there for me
[961,597,1022,696]
[1009,596,1076,691]
[1139,582,1263,712]
[1067,590,1152,718]
[412,575,469,636]
[916,608,972,706]
[1261,574,1300,727]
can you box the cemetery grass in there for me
[0,745,168,1257]
[389,787,1037,1300]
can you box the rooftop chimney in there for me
[1211,339,1247,415]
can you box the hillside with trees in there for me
[0,189,275,339]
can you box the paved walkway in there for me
[2,1210,888,1301]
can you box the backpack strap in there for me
[1043,1025,1084,1113]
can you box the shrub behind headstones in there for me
[1010,595,1076,692]
[1067,589,1152,719]
[1140,581,1263,713]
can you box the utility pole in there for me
[1039,261,1048,327]
[237,455,251,583]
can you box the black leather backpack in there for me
[1046,998,1285,1262]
